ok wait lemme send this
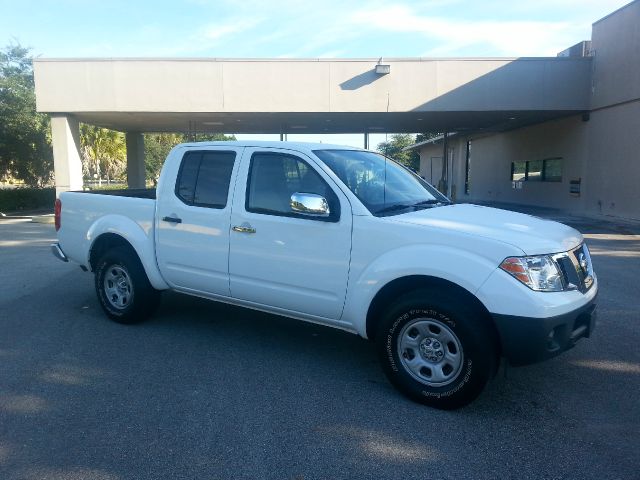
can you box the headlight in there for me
[499,255,565,292]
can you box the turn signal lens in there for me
[500,255,564,292]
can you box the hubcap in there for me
[419,337,445,362]
[103,265,133,310]
[397,318,463,387]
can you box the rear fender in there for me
[87,215,168,290]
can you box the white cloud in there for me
[202,19,262,41]
[349,4,583,57]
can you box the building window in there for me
[511,158,563,183]
[527,160,543,182]
[511,161,526,181]
[543,158,562,182]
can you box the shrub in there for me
[0,187,56,213]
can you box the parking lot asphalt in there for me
[1,213,639,480]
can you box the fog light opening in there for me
[547,328,561,352]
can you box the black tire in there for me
[94,246,160,324]
[376,288,497,410]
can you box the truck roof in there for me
[176,140,366,151]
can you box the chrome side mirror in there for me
[290,192,330,217]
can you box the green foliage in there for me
[144,132,236,183]
[144,133,185,183]
[192,133,237,142]
[80,124,127,182]
[376,133,420,171]
[415,132,442,143]
[0,187,55,213]
[0,43,53,187]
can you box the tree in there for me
[415,132,442,143]
[376,133,419,171]
[144,132,237,184]
[0,43,53,186]
[144,133,185,183]
[80,124,127,184]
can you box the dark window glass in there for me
[176,152,200,204]
[247,152,339,221]
[527,160,542,181]
[543,158,562,182]
[175,150,236,208]
[511,161,526,181]
[193,152,236,207]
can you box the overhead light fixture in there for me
[375,64,390,74]
[202,121,224,126]
[290,125,307,129]
[369,126,385,130]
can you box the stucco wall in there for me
[584,101,640,219]
[34,58,591,114]
[417,103,640,221]
[455,115,589,211]
[590,1,640,110]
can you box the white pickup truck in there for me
[52,141,597,409]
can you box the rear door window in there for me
[175,150,236,208]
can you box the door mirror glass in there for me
[290,192,330,217]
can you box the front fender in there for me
[87,215,169,290]
[343,244,500,338]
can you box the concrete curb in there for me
[31,215,55,224]
[0,212,55,223]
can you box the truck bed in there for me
[76,188,156,199]
[57,190,156,268]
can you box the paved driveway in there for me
[0,216,638,479]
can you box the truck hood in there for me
[388,204,583,256]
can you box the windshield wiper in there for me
[376,203,414,214]
[412,199,451,207]
[376,199,451,215]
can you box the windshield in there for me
[313,149,450,216]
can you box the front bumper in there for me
[492,295,597,366]
[51,242,68,262]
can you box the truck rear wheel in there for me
[95,246,160,324]
[376,288,497,410]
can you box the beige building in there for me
[411,1,640,220]
[34,1,639,220]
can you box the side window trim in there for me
[174,149,237,209]
[244,151,341,222]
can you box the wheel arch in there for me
[88,231,168,290]
[90,233,135,270]
[365,275,500,354]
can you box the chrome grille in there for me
[554,244,594,293]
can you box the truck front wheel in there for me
[95,246,160,324]
[376,288,497,409]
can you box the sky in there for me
[0,0,631,148]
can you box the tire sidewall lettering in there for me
[420,359,473,398]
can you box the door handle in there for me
[232,225,256,234]
[162,216,182,224]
